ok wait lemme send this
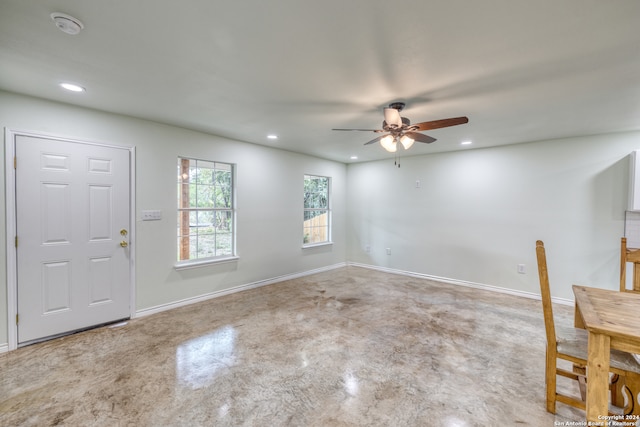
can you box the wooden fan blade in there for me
[405,132,436,144]
[414,116,468,132]
[364,135,385,145]
[332,128,384,132]
[383,108,402,128]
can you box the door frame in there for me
[4,128,136,351]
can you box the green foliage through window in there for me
[177,158,235,261]
[303,175,330,244]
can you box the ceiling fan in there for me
[332,102,469,152]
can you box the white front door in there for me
[15,134,131,344]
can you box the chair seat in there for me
[556,326,640,374]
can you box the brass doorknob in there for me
[120,241,128,248]
[120,229,128,236]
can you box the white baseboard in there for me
[136,262,347,318]
[348,262,574,306]
[1,261,568,353]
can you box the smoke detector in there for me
[51,13,84,35]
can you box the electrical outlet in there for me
[386,248,391,255]
[365,245,370,253]
[517,264,526,274]
[415,180,421,188]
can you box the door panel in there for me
[42,261,71,313]
[16,135,131,344]
[42,183,71,243]
[89,257,114,304]
[88,185,113,240]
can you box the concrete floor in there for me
[0,266,584,426]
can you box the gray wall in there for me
[0,91,347,347]
[2,89,639,349]
[347,132,640,300]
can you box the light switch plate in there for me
[141,210,162,221]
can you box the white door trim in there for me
[4,128,136,351]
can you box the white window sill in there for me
[174,256,239,271]
[302,242,333,249]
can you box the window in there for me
[177,158,235,263]
[303,174,330,245]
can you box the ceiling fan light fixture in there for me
[380,135,397,152]
[332,102,469,155]
[400,134,415,150]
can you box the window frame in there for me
[175,157,237,270]
[303,174,332,248]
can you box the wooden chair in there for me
[619,237,640,408]
[620,237,640,293]
[536,240,640,414]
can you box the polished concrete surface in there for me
[1,266,584,426]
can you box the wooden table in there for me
[573,285,640,425]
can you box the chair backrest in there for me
[536,240,557,350]
[620,237,640,293]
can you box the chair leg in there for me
[547,349,557,413]
[573,364,587,401]
[623,372,640,415]
[610,374,624,409]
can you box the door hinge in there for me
[16,313,19,325]
[15,236,18,248]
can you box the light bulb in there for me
[400,135,415,150]
[380,135,397,152]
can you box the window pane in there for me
[198,234,216,258]
[304,225,326,244]
[178,211,189,236]
[195,185,214,208]
[178,157,236,262]
[216,232,232,256]
[215,211,232,231]
[178,183,189,204]
[190,165,199,183]
[187,211,197,229]
[215,162,232,172]
[215,187,232,209]
[304,194,312,209]
[183,184,195,208]
[304,210,325,221]
[318,193,327,208]
[197,210,213,227]
[303,175,330,244]
[178,158,191,182]
[189,235,198,259]
[214,169,231,185]
[195,161,215,184]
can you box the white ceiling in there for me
[1,0,639,163]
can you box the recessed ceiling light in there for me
[461,140,472,145]
[350,156,358,160]
[59,83,85,92]
[267,134,278,140]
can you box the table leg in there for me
[587,331,611,425]
[574,302,585,329]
